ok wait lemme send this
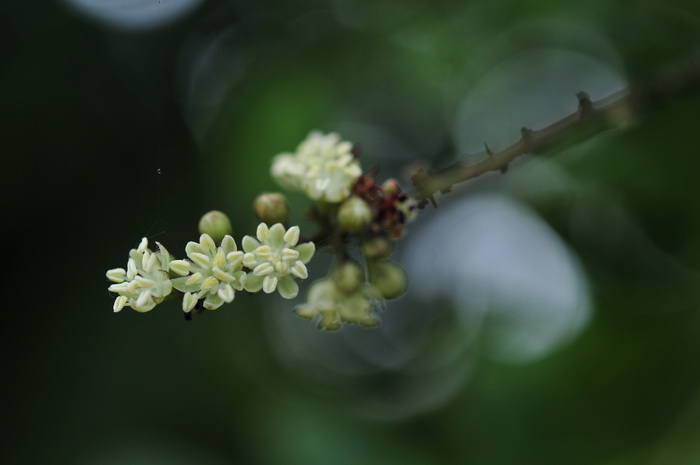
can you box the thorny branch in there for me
[411,51,700,207]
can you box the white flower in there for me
[106,238,183,313]
[242,223,315,299]
[271,131,362,203]
[171,234,247,312]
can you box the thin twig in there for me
[411,50,700,206]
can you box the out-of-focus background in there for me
[4,0,700,463]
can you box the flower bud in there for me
[332,261,364,294]
[381,178,402,196]
[254,192,289,225]
[198,210,232,245]
[318,310,342,331]
[368,260,407,299]
[337,196,372,232]
[361,236,394,259]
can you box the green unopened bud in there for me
[318,310,342,331]
[382,178,402,196]
[254,192,289,225]
[332,261,364,294]
[198,210,232,244]
[361,236,394,259]
[337,196,372,232]
[368,260,407,299]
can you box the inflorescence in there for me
[107,130,418,329]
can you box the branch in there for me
[411,51,700,206]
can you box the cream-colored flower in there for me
[171,234,247,312]
[271,131,362,203]
[242,223,315,299]
[107,238,184,313]
[293,277,382,330]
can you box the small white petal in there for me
[106,268,126,283]
[281,248,299,261]
[141,250,151,270]
[291,261,308,279]
[135,291,150,308]
[200,233,216,251]
[145,253,158,273]
[226,251,244,267]
[275,261,288,275]
[186,272,203,285]
[169,260,191,276]
[253,263,274,276]
[243,253,258,268]
[134,276,155,288]
[212,250,226,269]
[283,226,300,246]
[108,283,129,293]
[262,275,278,294]
[254,245,272,258]
[137,237,148,252]
[113,296,127,312]
[218,284,235,303]
[155,242,170,263]
[201,276,219,289]
[189,252,210,268]
[256,222,270,242]
[213,266,235,282]
[127,258,138,279]
[183,292,197,312]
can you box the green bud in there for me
[198,210,232,245]
[368,260,407,299]
[318,310,342,331]
[293,305,315,320]
[332,261,364,294]
[254,192,289,225]
[381,178,401,196]
[337,196,372,232]
[361,236,394,259]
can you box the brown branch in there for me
[411,50,700,205]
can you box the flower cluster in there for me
[107,223,315,315]
[108,129,419,329]
[266,130,417,329]
[242,223,315,299]
[271,131,362,203]
[171,234,247,312]
[106,238,187,313]
[293,258,407,330]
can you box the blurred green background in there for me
[4,0,700,464]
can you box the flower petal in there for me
[256,222,270,242]
[200,233,217,251]
[203,293,224,310]
[268,223,285,247]
[171,276,201,293]
[295,242,315,264]
[277,276,299,299]
[242,235,260,253]
[221,235,237,254]
[245,273,264,292]
[183,292,198,312]
[218,284,235,303]
[169,260,191,276]
[283,226,300,246]
[262,275,278,294]
[291,261,308,279]
[185,240,205,257]
[106,268,126,283]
